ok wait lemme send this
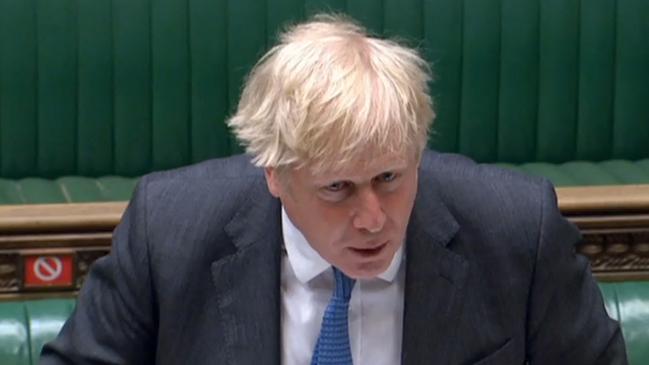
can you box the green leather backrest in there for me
[0,0,648,179]
[0,282,648,364]
[0,176,138,204]
[600,282,649,364]
[0,299,75,365]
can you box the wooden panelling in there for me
[0,202,125,234]
[1,185,649,298]
[557,185,649,214]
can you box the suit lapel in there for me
[210,180,282,364]
[205,164,469,364]
[402,173,469,365]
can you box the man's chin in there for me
[341,257,393,280]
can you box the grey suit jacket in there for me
[41,150,627,364]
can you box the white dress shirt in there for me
[280,208,405,365]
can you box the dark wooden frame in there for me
[0,203,120,300]
[1,185,648,300]
[557,185,649,282]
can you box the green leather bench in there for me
[0,0,648,205]
[0,299,74,365]
[1,282,648,364]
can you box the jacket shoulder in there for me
[420,150,552,215]
[130,154,271,253]
[419,150,562,254]
[139,154,265,202]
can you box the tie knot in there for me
[333,267,355,301]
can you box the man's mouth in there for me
[348,241,388,258]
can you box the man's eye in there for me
[325,181,349,192]
[378,172,397,183]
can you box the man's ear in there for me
[264,167,282,198]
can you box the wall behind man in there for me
[0,0,647,179]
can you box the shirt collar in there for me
[282,207,404,284]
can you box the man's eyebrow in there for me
[375,164,408,173]
[315,164,407,184]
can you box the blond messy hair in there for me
[227,14,435,173]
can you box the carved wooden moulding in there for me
[0,247,110,295]
[0,202,120,299]
[577,231,649,280]
[558,184,649,280]
[0,253,20,293]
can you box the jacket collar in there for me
[401,170,468,364]
[210,165,467,364]
[210,178,283,364]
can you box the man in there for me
[42,14,627,364]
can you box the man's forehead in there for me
[305,153,411,181]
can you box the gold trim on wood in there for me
[0,202,126,234]
[578,231,649,281]
[556,184,649,214]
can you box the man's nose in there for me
[352,188,386,233]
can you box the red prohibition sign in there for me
[34,257,63,281]
[24,254,74,287]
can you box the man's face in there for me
[265,152,419,279]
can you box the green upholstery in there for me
[600,282,649,364]
[0,157,647,205]
[0,158,648,205]
[1,282,647,364]
[0,299,75,365]
[1,158,647,205]
[0,156,647,205]
[0,0,648,185]
[498,159,649,187]
[0,177,138,204]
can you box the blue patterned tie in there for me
[311,267,356,365]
